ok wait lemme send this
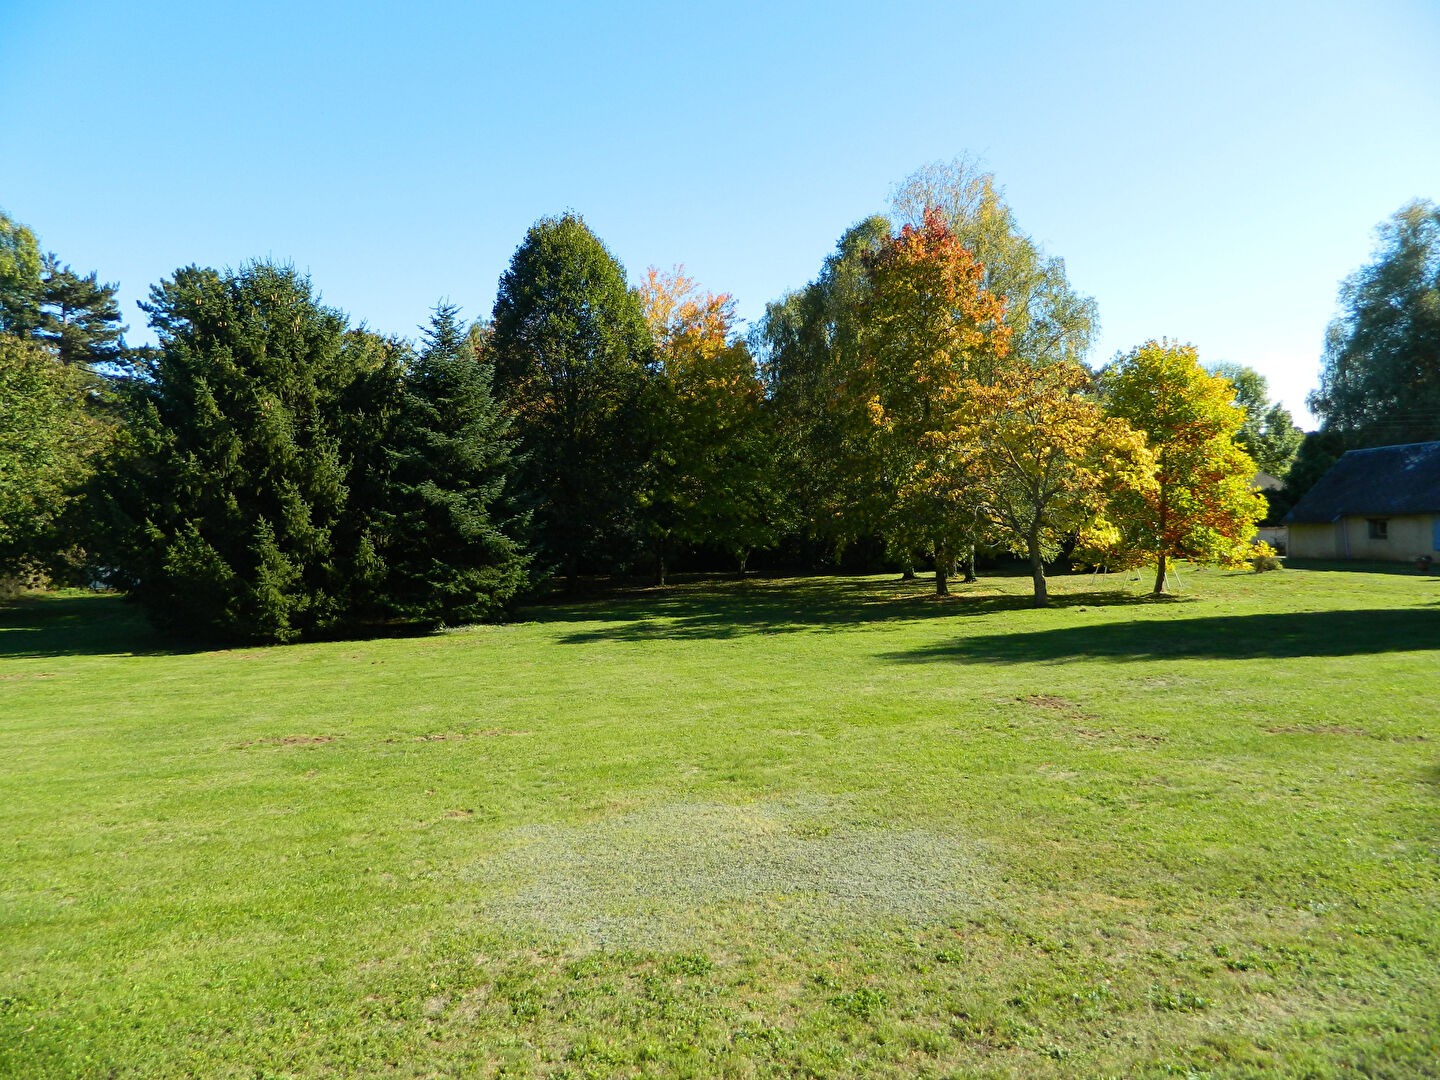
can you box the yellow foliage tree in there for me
[638,267,778,581]
[942,360,1155,606]
[1100,340,1268,594]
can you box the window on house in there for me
[1367,518,1389,540]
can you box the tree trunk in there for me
[736,548,749,577]
[901,560,915,582]
[1029,538,1049,607]
[657,549,667,588]
[935,546,950,596]
[962,544,977,583]
[1154,482,1169,595]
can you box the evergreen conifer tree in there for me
[104,262,395,642]
[37,255,129,370]
[490,214,653,589]
[382,303,528,624]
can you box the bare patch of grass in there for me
[1020,694,1079,711]
[235,734,341,748]
[472,797,985,949]
[413,728,530,742]
[1265,725,1369,737]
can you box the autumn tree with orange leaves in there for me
[1100,340,1267,594]
[638,267,779,583]
[852,208,1011,594]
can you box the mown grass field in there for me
[2,564,1437,1078]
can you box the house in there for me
[1283,441,1440,562]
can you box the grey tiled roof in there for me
[1284,441,1440,523]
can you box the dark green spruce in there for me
[101,262,396,643]
[381,303,528,626]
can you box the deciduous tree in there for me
[1310,200,1440,447]
[1102,340,1267,594]
[853,208,1011,594]
[0,335,110,576]
[638,268,778,582]
[947,360,1153,606]
[1210,362,1304,478]
[0,210,43,337]
[754,216,891,559]
[891,159,1098,372]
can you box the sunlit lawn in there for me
[1,564,1437,1077]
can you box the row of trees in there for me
[756,169,1267,604]
[6,166,1429,641]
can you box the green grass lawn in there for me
[2,565,1437,1078]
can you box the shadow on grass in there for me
[0,594,448,659]
[882,607,1440,664]
[532,573,1159,644]
[0,594,195,659]
[1286,559,1437,577]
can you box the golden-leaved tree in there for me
[944,360,1154,606]
[1100,339,1268,594]
[638,267,778,582]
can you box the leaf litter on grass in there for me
[468,795,988,949]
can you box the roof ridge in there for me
[1342,440,1440,455]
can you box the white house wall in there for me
[1290,515,1439,562]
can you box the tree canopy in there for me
[1102,341,1267,594]
[102,262,395,642]
[890,158,1098,371]
[754,215,891,558]
[0,335,111,575]
[638,267,779,581]
[1209,362,1304,478]
[490,213,653,589]
[0,210,44,337]
[1310,200,1440,448]
[1,209,129,370]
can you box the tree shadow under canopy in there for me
[882,606,1440,665]
[0,594,195,659]
[534,573,1161,645]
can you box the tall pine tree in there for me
[382,303,528,625]
[37,255,129,370]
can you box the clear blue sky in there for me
[3,0,1437,425]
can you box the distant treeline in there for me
[2,162,1434,640]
